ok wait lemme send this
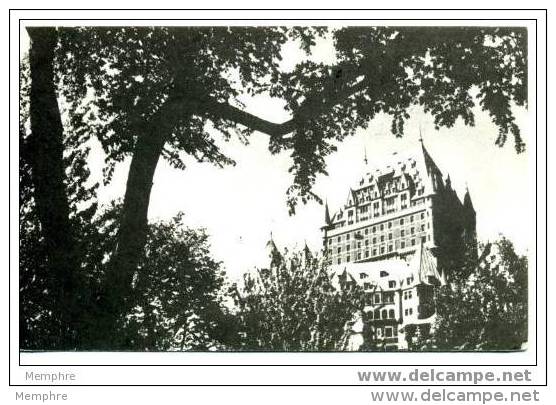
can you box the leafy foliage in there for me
[232,250,365,351]
[124,213,236,351]
[57,27,323,184]
[433,237,528,350]
[74,205,236,351]
[19,54,99,349]
[271,27,527,210]
[56,26,526,213]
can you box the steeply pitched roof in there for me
[463,187,475,213]
[328,142,445,223]
[329,243,443,290]
[409,241,442,285]
[324,201,332,225]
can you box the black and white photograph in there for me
[19,22,531,355]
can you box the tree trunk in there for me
[96,127,165,348]
[97,94,190,349]
[27,27,79,349]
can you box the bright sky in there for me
[21,27,534,280]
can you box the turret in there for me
[463,188,476,227]
[302,241,313,266]
[265,233,283,269]
[324,201,332,226]
[463,186,475,214]
[462,186,477,247]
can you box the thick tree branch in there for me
[196,98,295,137]
[196,76,370,138]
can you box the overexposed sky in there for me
[21,27,533,280]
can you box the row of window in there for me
[354,178,413,202]
[369,308,396,320]
[335,196,425,224]
[332,200,428,229]
[367,307,415,321]
[361,276,414,289]
[363,286,416,305]
[331,225,429,252]
[375,325,398,338]
[371,291,395,304]
[353,191,425,215]
[329,212,428,244]
[331,235,429,264]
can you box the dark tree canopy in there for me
[433,237,528,351]
[58,26,526,212]
[20,47,99,349]
[83,207,235,351]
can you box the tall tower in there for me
[320,141,477,351]
[463,186,477,240]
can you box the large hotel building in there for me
[322,141,476,350]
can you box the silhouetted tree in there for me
[24,27,80,348]
[82,206,236,350]
[433,237,528,350]
[20,40,98,349]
